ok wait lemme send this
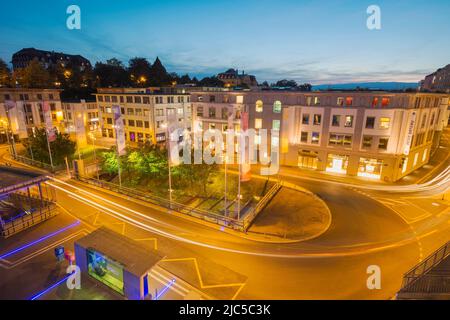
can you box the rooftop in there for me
[0,166,48,196]
[75,227,162,275]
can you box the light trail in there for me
[47,179,439,259]
[0,221,80,260]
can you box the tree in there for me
[17,59,51,88]
[100,151,120,175]
[298,83,312,91]
[128,57,152,87]
[94,58,130,87]
[148,57,170,86]
[275,79,298,88]
[198,76,224,87]
[0,58,11,87]
[22,128,76,165]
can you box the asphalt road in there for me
[1,143,449,299]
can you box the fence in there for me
[77,176,282,232]
[1,204,58,238]
[242,181,282,231]
[399,241,450,291]
[11,154,65,173]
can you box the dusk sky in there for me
[1,0,449,84]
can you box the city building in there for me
[419,64,450,93]
[61,99,99,147]
[95,88,192,145]
[0,88,63,140]
[191,91,450,182]
[12,47,91,71]
[217,69,258,88]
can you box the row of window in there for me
[300,131,390,151]
[97,95,189,104]
[3,93,56,101]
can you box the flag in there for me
[6,100,27,138]
[112,105,126,156]
[240,111,251,182]
[43,101,56,142]
[74,102,87,146]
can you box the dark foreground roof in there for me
[75,227,162,275]
[0,166,48,195]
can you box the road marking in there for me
[134,238,158,250]
[161,257,247,291]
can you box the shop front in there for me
[298,150,319,170]
[357,158,383,179]
[326,154,349,174]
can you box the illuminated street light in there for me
[161,123,173,207]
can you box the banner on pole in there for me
[240,111,251,182]
[5,100,27,138]
[113,105,126,156]
[43,101,56,142]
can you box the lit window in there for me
[362,136,373,149]
[255,100,263,112]
[337,97,344,106]
[381,97,390,107]
[314,97,320,105]
[311,132,320,144]
[344,115,353,127]
[379,117,390,129]
[378,137,389,150]
[300,132,308,143]
[236,96,244,104]
[413,153,419,167]
[422,149,428,162]
[272,120,281,130]
[372,97,379,107]
[255,118,262,129]
[302,114,310,125]
[332,115,340,127]
[313,114,321,125]
[273,101,282,113]
[346,97,353,106]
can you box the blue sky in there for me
[1,0,449,84]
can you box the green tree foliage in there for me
[22,128,76,165]
[100,151,120,175]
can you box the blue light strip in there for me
[155,279,176,300]
[0,220,80,260]
[29,272,75,300]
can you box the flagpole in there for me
[5,105,17,158]
[45,129,54,170]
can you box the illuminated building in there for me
[191,91,450,182]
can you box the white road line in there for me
[150,273,187,297]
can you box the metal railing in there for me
[1,204,58,238]
[11,154,65,173]
[400,241,450,290]
[242,181,282,231]
[77,176,246,230]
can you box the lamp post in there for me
[90,132,99,180]
[162,123,173,207]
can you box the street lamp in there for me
[89,132,99,180]
[161,123,173,207]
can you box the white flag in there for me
[43,101,56,142]
[113,105,126,156]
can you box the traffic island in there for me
[247,186,332,242]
